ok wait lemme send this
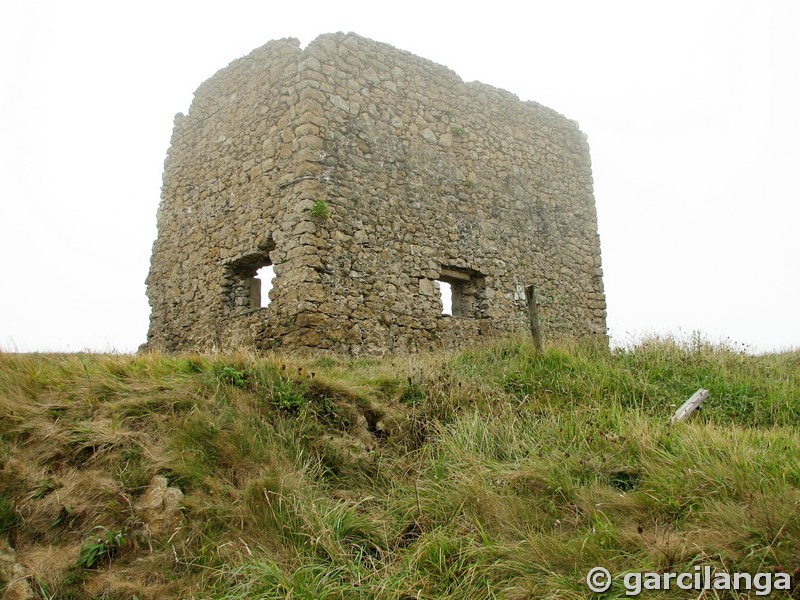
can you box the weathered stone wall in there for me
[145,33,606,354]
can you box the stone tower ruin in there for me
[145,33,606,354]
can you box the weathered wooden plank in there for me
[670,388,709,423]
[525,284,543,353]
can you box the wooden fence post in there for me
[525,284,543,353]
[670,389,709,423]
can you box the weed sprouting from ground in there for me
[76,527,126,568]
[0,338,798,598]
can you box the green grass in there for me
[0,338,798,598]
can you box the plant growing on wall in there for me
[311,199,331,220]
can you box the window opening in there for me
[225,247,275,313]
[436,267,486,318]
[438,281,453,315]
[255,265,275,308]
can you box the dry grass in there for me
[0,337,798,598]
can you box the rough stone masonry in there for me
[144,33,607,354]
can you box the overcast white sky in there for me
[1,0,797,353]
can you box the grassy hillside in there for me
[1,337,798,599]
